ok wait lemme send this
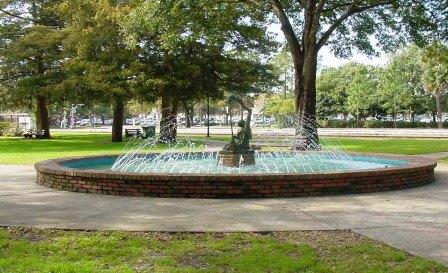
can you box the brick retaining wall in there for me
[35,155,436,198]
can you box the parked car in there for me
[75,118,91,126]
[140,118,157,126]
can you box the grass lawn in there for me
[322,137,448,155]
[1,133,448,164]
[0,227,446,273]
[206,135,448,155]
[0,133,130,165]
[0,133,202,165]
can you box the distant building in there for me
[0,112,34,131]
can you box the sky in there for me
[318,46,389,68]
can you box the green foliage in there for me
[316,43,447,123]
[363,120,442,128]
[420,42,448,94]
[0,122,23,136]
[121,1,277,108]
[270,46,294,96]
[345,65,383,121]
[318,119,358,128]
[317,63,384,121]
[58,0,137,104]
[311,1,446,57]
[316,67,349,119]
[264,94,295,127]
[378,46,433,117]
[0,122,12,136]
[0,0,66,107]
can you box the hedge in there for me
[0,122,24,136]
[318,119,446,128]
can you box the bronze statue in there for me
[219,95,255,167]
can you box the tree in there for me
[238,0,445,146]
[420,42,448,128]
[270,46,294,99]
[379,46,432,124]
[264,94,295,127]
[316,66,349,120]
[58,0,137,142]
[122,1,276,142]
[345,65,381,125]
[317,63,385,122]
[0,0,65,138]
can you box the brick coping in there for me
[35,153,437,198]
[35,153,436,179]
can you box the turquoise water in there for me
[64,157,116,170]
[62,153,407,174]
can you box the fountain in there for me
[34,101,437,198]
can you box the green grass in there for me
[0,133,126,165]
[322,137,448,155]
[0,133,201,165]
[204,135,448,155]
[1,133,448,165]
[0,228,446,273]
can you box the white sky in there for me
[318,46,389,68]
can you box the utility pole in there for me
[206,96,210,137]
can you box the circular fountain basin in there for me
[35,153,436,198]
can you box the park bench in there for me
[125,128,141,138]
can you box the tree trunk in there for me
[435,90,443,128]
[190,113,194,127]
[112,98,124,142]
[159,97,178,143]
[36,95,51,138]
[185,105,194,128]
[180,101,194,128]
[185,112,191,128]
[295,45,319,148]
[274,0,319,149]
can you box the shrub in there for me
[364,120,394,128]
[319,119,446,128]
[319,119,359,128]
[0,122,24,136]
[0,122,12,136]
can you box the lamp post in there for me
[206,96,210,137]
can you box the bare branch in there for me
[317,0,393,49]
